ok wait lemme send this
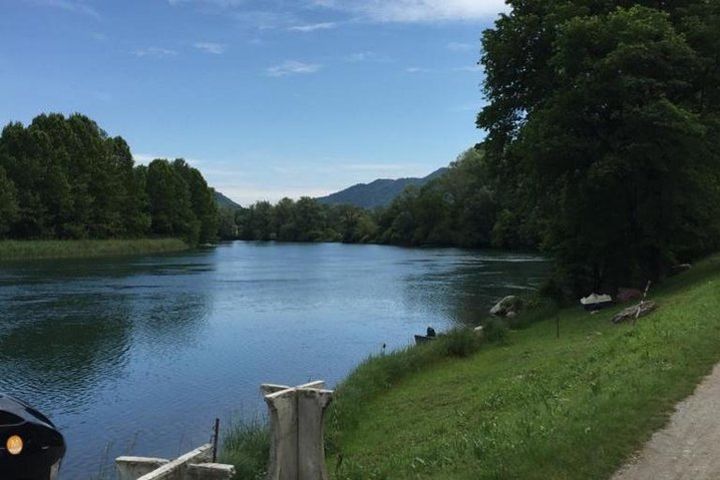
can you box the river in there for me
[0,242,547,478]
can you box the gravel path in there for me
[612,362,720,480]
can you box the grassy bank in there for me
[0,238,189,261]
[222,254,720,479]
[330,255,720,479]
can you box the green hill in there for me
[214,190,242,210]
[316,168,447,209]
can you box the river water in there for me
[0,242,547,478]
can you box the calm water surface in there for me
[0,242,547,478]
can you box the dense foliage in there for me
[479,1,720,293]
[223,148,500,248]
[0,113,218,245]
[225,198,378,243]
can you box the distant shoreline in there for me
[0,238,189,261]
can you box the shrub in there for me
[484,318,509,344]
[443,328,483,358]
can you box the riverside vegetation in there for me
[222,255,720,480]
[219,1,720,478]
[0,113,218,258]
[0,238,188,261]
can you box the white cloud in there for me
[266,60,322,77]
[133,154,204,166]
[341,163,420,172]
[133,47,178,58]
[289,22,337,32]
[168,0,245,6]
[26,0,100,18]
[344,51,391,63]
[405,67,431,73]
[193,42,227,54]
[454,65,482,72]
[312,0,508,22]
[219,186,333,204]
[447,41,475,51]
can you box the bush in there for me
[443,329,483,358]
[484,318,509,344]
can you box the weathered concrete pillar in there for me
[116,457,169,480]
[261,380,334,480]
[116,443,235,480]
[186,463,236,480]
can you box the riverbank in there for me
[0,238,189,261]
[222,254,720,479]
[327,254,720,479]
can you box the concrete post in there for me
[116,457,169,480]
[186,463,236,480]
[115,443,234,480]
[261,380,334,480]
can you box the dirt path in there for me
[612,362,720,480]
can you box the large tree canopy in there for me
[479,1,720,294]
[0,113,219,245]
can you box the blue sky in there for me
[1,0,507,204]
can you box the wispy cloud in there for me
[289,22,337,32]
[167,0,298,30]
[341,163,420,172]
[134,154,204,166]
[447,41,475,51]
[193,42,227,54]
[311,0,508,22]
[167,0,245,7]
[405,67,432,74]
[454,65,482,73]
[344,51,391,63]
[267,60,322,77]
[26,0,100,18]
[132,47,178,58]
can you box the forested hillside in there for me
[0,113,218,245]
[224,148,500,248]
[316,168,447,209]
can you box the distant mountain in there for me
[316,168,448,209]
[214,191,242,210]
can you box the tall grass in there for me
[220,329,486,478]
[219,418,270,480]
[0,238,189,261]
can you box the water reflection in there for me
[0,243,546,479]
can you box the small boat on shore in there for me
[580,293,613,311]
[414,334,437,345]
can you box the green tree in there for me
[172,159,218,244]
[0,166,18,237]
[479,3,720,293]
[146,159,199,244]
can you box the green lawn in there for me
[328,255,720,479]
[0,238,189,261]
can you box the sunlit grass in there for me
[330,255,720,479]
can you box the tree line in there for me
[5,0,720,301]
[226,0,720,296]
[0,113,218,245]
[220,147,500,249]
